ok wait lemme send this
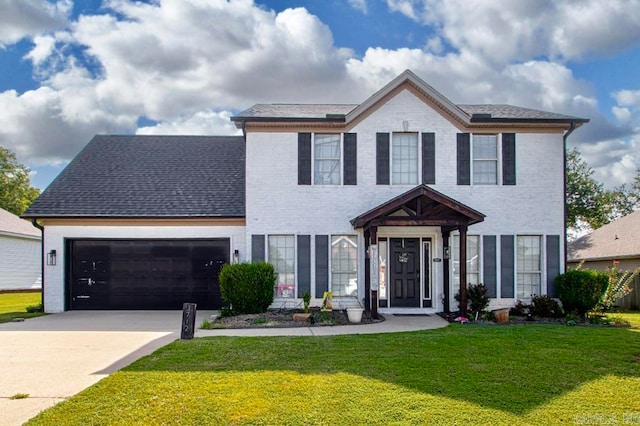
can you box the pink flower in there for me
[454,316,469,323]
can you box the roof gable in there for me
[232,69,588,129]
[23,135,246,218]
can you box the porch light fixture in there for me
[47,249,57,266]
[233,249,239,264]
[443,247,451,260]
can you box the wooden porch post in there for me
[364,228,371,313]
[370,226,378,319]
[442,229,451,313]
[459,225,468,317]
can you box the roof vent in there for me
[471,113,492,121]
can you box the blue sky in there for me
[1,0,639,190]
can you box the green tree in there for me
[565,147,611,230]
[0,147,40,215]
[611,168,640,217]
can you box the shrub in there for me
[529,295,563,318]
[510,300,529,316]
[455,283,490,318]
[556,269,608,318]
[218,262,276,314]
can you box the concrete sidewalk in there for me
[196,313,449,337]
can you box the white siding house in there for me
[24,70,587,314]
[0,207,41,291]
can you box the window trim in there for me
[312,133,343,185]
[391,132,420,185]
[471,133,500,186]
[267,234,297,299]
[329,234,359,298]
[516,234,544,298]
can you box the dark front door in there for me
[390,238,420,307]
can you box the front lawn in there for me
[0,291,44,323]
[28,316,640,425]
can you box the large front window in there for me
[452,235,480,289]
[331,235,358,297]
[314,134,341,185]
[392,133,418,185]
[268,235,295,298]
[472,134,498,185]
[517,235,542,298]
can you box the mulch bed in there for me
[209,309,384,329]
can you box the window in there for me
[392,133,418,184]
[472,134,498,185]
[314,134,341,185]
[268,235,295,298]
[517,235,542,298]
[331,235,358,297]
[452,235,480,289]
[378,240,387,300]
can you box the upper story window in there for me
[314,134,341,185]
[472,134,498,185]
[392,133,418,185]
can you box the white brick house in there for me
[24,70,587,314]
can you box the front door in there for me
[390,238,420,307]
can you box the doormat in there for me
[393,314,431,317]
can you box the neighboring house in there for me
[0,207,41,291]
[568,209,640,309]
[24,70,588,314]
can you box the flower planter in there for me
[492,308,510,323]
[293,313,311,322]
[346,307,364,323]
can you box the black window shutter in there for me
[502,133,516,185]
[376,133,390,185]
[483,235,497,298]
[457,133,470,185]
[500,235,514,298]
[298,133,311,185]
[297,235,311,297]
[546,235,560,297]
[315,235,329,298]
[251,235,265,262]
[343,133,357,185]
[422,132,436,184]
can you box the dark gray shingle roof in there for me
[234,103,584,122]
[23,135,245,218]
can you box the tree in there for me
[0,147,40,216]
[565,147,611,230]
[611,168,640,217]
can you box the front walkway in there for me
[196,313,449,337]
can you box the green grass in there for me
[0,291,44,323]
[27,315,640,425]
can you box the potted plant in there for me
[293,291,312,322]
[346,299,364,323]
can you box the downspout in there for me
[31,219,44,311]
[562,122,577,284]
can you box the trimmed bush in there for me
[555,269,608,318]
[529,295,563,318]
[218,262,276,314]
[455,283,490,318]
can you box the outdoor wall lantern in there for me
[47,249,57,266]
[233,249,239,264]
[443,246,451,260]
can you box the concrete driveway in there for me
[0,310,214,426]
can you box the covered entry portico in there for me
[351,185,485,317]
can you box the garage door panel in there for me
[69,239,229,310]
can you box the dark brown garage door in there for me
[68,239,229,310]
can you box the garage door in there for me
[68,239,230,310]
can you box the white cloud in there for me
[612,106,632,124]
[613,89,640,107]
[0,0,71,46]
[348,0,368,14]
[136,111,240,136]
[388,0,640,63]
[576,137,640,188]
